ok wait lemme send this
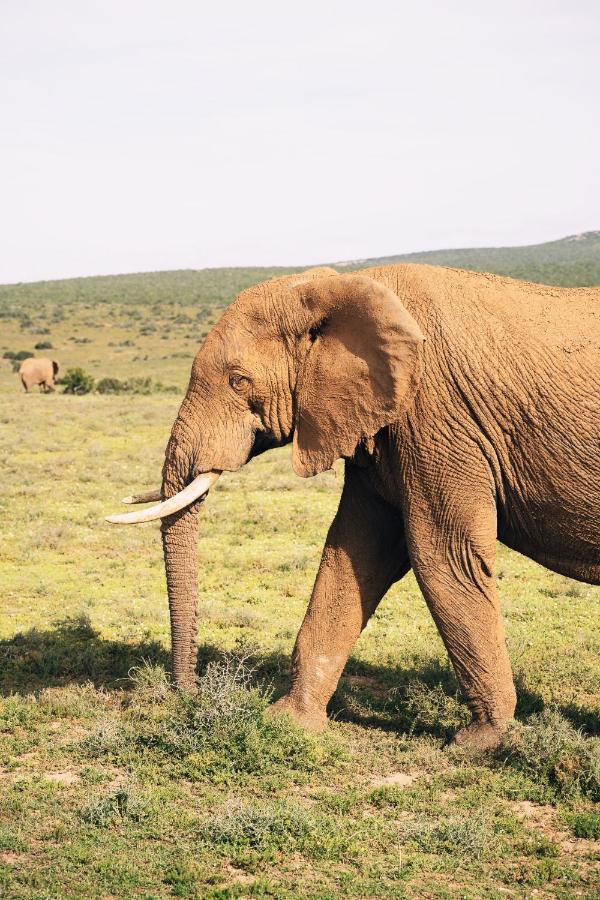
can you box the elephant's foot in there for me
[267,695,328,732]
[450,719,508,751]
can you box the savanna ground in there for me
[0,262,599,898]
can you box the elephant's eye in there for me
[308,317,328,343]
[229,373,250,392]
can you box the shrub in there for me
[81,780,147,827]
[62,368,95,395]
[406,812,494,858]
[154,380,179,395]
[198,799,317,854]
[124,376,153,394]
[34,341,53,350]
[4,349,34,360]
[497,709,600,800]
[564,810,600,839]
[96,377,126,394]
[386,676,469,740]
[111,658,338,780]
[96,376,178,395]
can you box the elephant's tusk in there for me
[106,471,221,525]
[121,489,162,505]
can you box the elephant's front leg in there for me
[270,463,409,730]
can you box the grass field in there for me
[0,244,599,897]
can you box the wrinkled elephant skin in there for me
[118,264,600,747]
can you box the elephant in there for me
[18,357,60,392]
[107,264,600,749]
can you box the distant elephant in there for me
[108,264,600,749]
[18,357,60,392]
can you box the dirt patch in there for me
[43,771,80,785]
[513,799,561,837]
[372,771,415,788]
[511,800,600,859]
[225,865,255,885]
[0,852,29,866]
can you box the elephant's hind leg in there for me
[405,463,516,749]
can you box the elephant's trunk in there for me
[105,384,221,688]
[158,412,201,689]
[161,504,201,689]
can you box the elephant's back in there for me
[18,357,36,375]
[363,263,600,358]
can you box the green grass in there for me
[0,249,599,897]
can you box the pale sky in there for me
[1,0,598,284]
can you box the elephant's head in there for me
[107,267,424,687]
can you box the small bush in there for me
[135,658,301,773]
[96,377,127,394]
[127,661,173,705]
[564,810,600,839]
[81,716,131,756]
[96,376,178,395]
[34,341,53,350]
[406,812,494,858]
[118,657,338,780]
[154,381,179,394]
[199,799,317,854]
[123,376,153,394]
[530,834,560,858]
[498,709,600,801]
[163,859,200,896]
[62,368,95,394]
[4,349,34,360]
[369,785,411,809]
[81,780,147,827]
[390,678,469,739]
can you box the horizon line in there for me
[2,228,598,289]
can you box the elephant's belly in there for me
[499,518,600,586]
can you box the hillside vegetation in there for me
[0,235,598,898]
[356,230,600,287]
[1,231,599,325]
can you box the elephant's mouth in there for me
[248,427,282,459]
[105,423,284,527]
[105,470,221,525]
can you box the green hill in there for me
[351,230,600,287]
[1,231,598,327]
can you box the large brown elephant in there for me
[18,357,60,392]
[108,264,600,748]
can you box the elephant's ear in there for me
[52,361,59,376]
[291,274,424,477]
